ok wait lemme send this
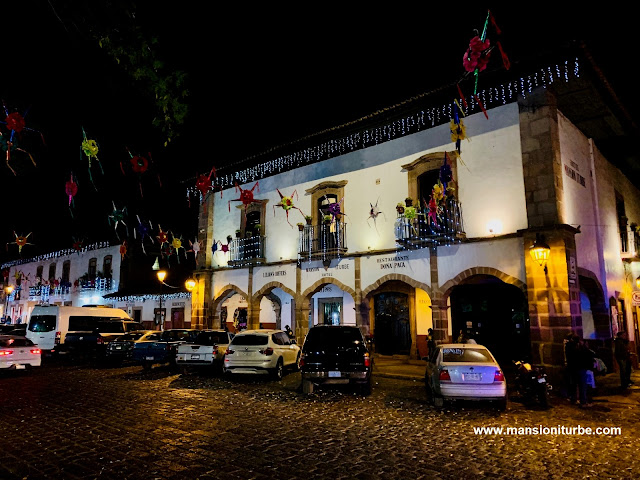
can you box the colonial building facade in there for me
[193,50,638,375]
[1,243,192,330]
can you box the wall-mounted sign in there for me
[632,291,640,306]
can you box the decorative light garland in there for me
[1,241,113,269]
[186,59,581,198]
[108,292,191,302]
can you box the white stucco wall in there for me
[437,237,526,287]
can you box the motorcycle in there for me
[513,360,552,408]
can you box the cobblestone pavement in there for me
[1,359,638,480]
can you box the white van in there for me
[26,305,132,353]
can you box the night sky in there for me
[2,3,638,265]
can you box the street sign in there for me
[632,291,640,305]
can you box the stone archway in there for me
[577,267,610,339]
[252,282,298,332]
[441,268,529,366]
[212,285,249,331]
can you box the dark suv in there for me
[300,325,372,395]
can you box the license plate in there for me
[328,371,341,378]
[538,378,546,383]
[463,373,481,381]
[190,354,200,360]
[145,356,154,361]
[115,346,122,350]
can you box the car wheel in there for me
[302,379,314,395]
[295,353,301,371]
[538,388,550,409]
[359,379,372,396]
[497,396,509,412]
[272,358,284,380]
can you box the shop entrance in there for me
[450,276,528,366]
[374,292,411,355]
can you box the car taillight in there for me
[439,369,451,381]
[55,331,61,345]
[0,350,13,356]
[364,352,371,367]
[96,337,104,345]
[226,348,234,355]
[494,370,505,382]
[259,347,274,356]
[30,348,41,355]
[212,347,218,355]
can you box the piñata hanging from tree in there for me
[65,172,79,218]
[7,232,32,255]
[457,10,510,118]
[81,127,103,189]
[1,102,43,175]
[121,148,162,197]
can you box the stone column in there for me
[430,246,448,344]
[294,303,311,346]
[524,226,581,375]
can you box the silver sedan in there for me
[425,343,507,410]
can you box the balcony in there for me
[28,283,71,300]
[298,222,348,261]
[621,227,640,261]
[228,235,266,267]
[395,198,465,249]
[81,277,113,291]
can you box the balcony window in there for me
[103,255,112,279]
[62,261,70,285]
[88,258,97,278]
[228,202,266,266]
[48,263,56,283]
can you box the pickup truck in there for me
[64,320,144,361]
[131,328,200,370]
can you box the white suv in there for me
[223,329,300,380]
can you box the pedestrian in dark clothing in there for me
[614,331,633,388]
[564,334,579,404]
[575,338,595,407]
[285,325,294,339]
[427,328,436,361]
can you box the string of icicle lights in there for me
[108,292,192,302]
[1,241,113,269]
[186,58,580,200]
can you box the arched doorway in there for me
[450,275,528,366]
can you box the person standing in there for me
[575,337,596,407]
[564,334,579,404]
[427,328,436,361]
[614,331,633,389]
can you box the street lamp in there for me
[4,285,14,322]
[529,233,550,274]
[185,277,196,292]
[156,270,167,329]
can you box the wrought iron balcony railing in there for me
[298,222,348,261]
[395,199,465,249]
[228,235,266,266]
[81,277,113,291]
[29,283,71,299]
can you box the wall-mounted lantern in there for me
[530,233,550,274]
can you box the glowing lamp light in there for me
[636,276,640,289]
[5,285,14,295]
[156,270,167,283]
[185,278,197,292]
[529,234,550,272]
[487,219,503,235]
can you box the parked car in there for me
[176,330,234,373]
[300,325,372,395]
[425,343,507,410]
[0,324,26,336]
[64,319,144,361]
[223,329,300,380]
[0,335,41,371]
[132,329,200,370]
[104,330,157,364]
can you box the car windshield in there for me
[231,334,268,346]
[194,332,229,346]
[28,315,56,332]
[303,327,364,350]
[121,331,148,341]
[161,330,194,341]
[95,322,125,333]
[441,347,494,363]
